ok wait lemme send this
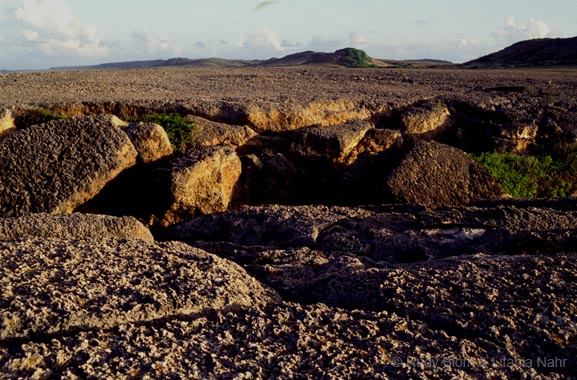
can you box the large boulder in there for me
[154,145,242,226]
[0,238,280,340]
[0,213,153,242]
[122,122,173,163]
[398,99,452,139]
[0,115,137,217]
[289,119,374,163]
[185,115,257,148]
[385,140,505,207]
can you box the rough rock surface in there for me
[0,109,14,138]
[186,115,257,148]
[122,122,173,163]
[0,238,280,341]
[167,200,577,310]
[289,120,374,163]
[155,145,242,226]
[0,213,153,242]
[385,140,505,207]
[398,99,452,139]
[0,115,137,217]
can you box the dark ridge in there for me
[462,36,577,69]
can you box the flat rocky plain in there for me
[1,67,577,379]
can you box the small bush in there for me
[336,48,373,68]
[473,151,577,198]
[127,113,195,150]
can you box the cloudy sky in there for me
[1,0,576,70]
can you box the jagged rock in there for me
[0,213,153,242]
[344,128,403,165]
[385,140,505,207]
[0,115,137,217]
[185,115,257,148]
[234,152,299,205]
[246,99,371,132]
[0,108,15,138]
[289,120,374,163]
[155,145,242,226]
[0,238,281,340]
[167,204,372,250]
[167,201,577,312]
[123,122,173,163]
[398,99,452,139]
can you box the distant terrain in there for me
[462,36,577,68]
[49,47,452,71]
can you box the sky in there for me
[1,0,576,70]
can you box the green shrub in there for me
[127,113,195,150]
[336,48,373,68]
[473,151,577,198]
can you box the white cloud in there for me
[231,28,287,58]
[0,0,106,68]
[495,17,551,44]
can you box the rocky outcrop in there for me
[0,115,137,217]
[166,200,577,308]
[289,120,374,163]
[122,122,173,163]
[186,115,257,148]
[398,99,452,140]
[154,145,242,226]
[0,213,153,242]
[385,141,505,207]
[0,238,281,341]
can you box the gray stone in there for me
[385,140,505,207]
[0,213,153,242]
[0,115,137,217]
[0,238,281,340]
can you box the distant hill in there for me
[49,48,452,71]
[462,36,577,68]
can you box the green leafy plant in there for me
[127,113,195,150]
[335,48,374,68]
[473,151,577,198]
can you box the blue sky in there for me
[1,0,576,70]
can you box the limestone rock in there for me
[185,115,257,148]
[0,213,153,242]
[0,108,15,138]
[289,119,374,163]
[0,115,137,217]
[399,99,452,138]
[156,145,242,226]
[0,238,281,340]
[123,122,173,163]
[167,204,371,250]
[385,140,504,207]
[344,128,403,165]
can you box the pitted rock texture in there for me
[155,145,242,226]
[0,109,14,138]
[186,115,257,148]
[0,115,137,217]
[385,140,505,207]
[123,122,173,163]
[0,238,280,340]
[0,213,153,242]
